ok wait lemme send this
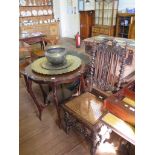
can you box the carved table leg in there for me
[23,76,45,120]
[60,84,65,100]
[52,84,62,128]
[38,84,47,105]
[23,75,30,93]
[80,74,86,93]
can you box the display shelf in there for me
[19,0,60,42]
[19,15,53,18]
[20,5,52,7]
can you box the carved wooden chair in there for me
[61,87,109,155]
[84,37,135,92]
[61,39,134,155]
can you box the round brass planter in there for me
[31,55,82,75]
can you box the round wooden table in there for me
[20,63,86,127]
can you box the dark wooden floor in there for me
[19,38,134,155]
[19,78,122,155]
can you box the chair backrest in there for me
[84,37,135,92]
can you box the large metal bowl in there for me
[45,46,67,66]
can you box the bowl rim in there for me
[45,45,66,51]
[46,48,66,53]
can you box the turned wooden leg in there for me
[116,48,127,91]
[42,40,46,50]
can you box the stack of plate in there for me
[32,10,37,16]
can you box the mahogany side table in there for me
[20,63,86,127]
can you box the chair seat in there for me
[65,92,103,125]
[62,92,109,155]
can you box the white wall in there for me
[53,0,135,38]
[53,0,61,36]
[118,0,135,11]
[53,0,80,38]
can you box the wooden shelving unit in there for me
[19,0,59,39]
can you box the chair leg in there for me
[90,132,97,155]
[64,111,71,134]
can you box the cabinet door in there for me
[80,12,88,39]
[128,17,135,39]
[80,11,94,39]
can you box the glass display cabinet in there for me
[78,0,95,11]
[92,0,119,36]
